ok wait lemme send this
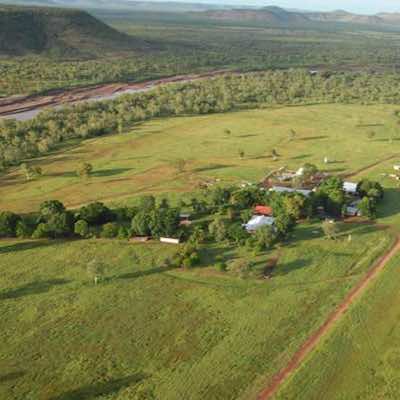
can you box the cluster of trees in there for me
[3,70,400,168]
[188,184,309,254]
[0,196,182,240]
[314,176,383,218]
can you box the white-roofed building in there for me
[243,215,275,232]
[343,181,358,195]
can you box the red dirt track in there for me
[257,233,400,400]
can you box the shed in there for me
[160,237,180,244]
[345,206,361,217]
[243,215,275,232]
[343,181,358,195]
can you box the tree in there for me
[357,179,384,200]
[209,187,231,207]
[45,212,74,238]
[0,211,20,237]
[138,195,156,212]
[78,202,113,225]
[15,219,32,238]
[209,216,227,242]
[189,226,206,245]
[131,211,150,236]
[227,223,249,245]
[274,213,295,238]
[77,162,93,179]
[224,129,231,136]
[87,260,105,285]
[32,223,49,239]
[254,225,277,251]
[39,200,65,222]
[74,220,89,238]
[357,196,377,219]
[272,148,279,161]
[238,149,245,159]
[101,222,119,238]
[20,163,42,181]
[283,194,307,220]
[317,177,345,216]
[322,219,340,240]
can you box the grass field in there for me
[274,251,400,400]
[1,103,400,213]
[1,103,400,399]
[0,223,394,400]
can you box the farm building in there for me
[254,205,273,216]
[270,186,312,197]
[343,181,358,195]
[394,165,400,171]
[160,237,180,244]
[243,215,275,232]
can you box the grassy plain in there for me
[0,224,394,400]
[274,252,400,400]
[1,103,400,399]
[1,103,400,213]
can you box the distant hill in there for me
[196,5,400,27]
[305,10,384,25]
[0,0,233,12]
[199,6,309,25]
[0,5,147,57]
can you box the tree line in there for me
[2,69,400,169]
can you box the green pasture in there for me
[0,222,393,400]
[275,252,400,400]
[1,103,400,213]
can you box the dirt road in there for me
[257,233,400,400]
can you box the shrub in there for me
[182,257,194,269]
[230,259,253,279]
[322,219,340,240]
[117,226,130,240]
[15,219,33,238]
[32,223,49,239]
[215,261,227,272]
[74,220,89,238]
[101,222,119,238]
[0,211,20,237]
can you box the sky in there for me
[146,0,400,14]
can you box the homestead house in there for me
[243,215,275,232]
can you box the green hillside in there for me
[0,5,148,58]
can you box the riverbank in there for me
[0,69,232,121]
